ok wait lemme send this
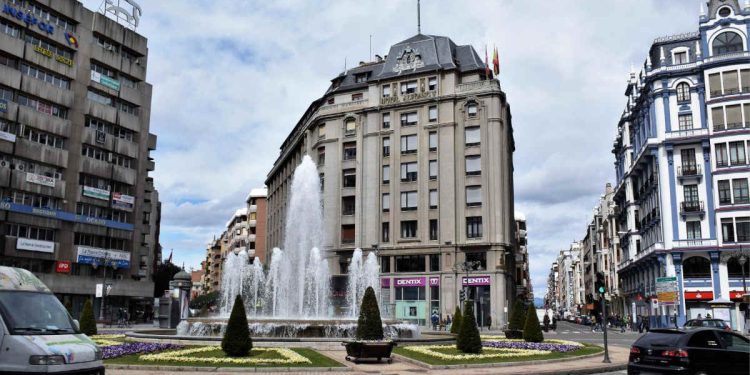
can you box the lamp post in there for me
[739,252,747,297]
[94,254,117,321]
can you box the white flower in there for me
[402,345,550,360]
[139,346,311,365]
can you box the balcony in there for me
[665,127,709,142]
[456,79,501,94]
[680,201,705,216]
[676,164,702,180]
[673,239,718,248]
[249,205,257,213]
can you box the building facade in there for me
[0,0,158,320]
[246,188,267,263]
[266,34,516,328]
[514,212,532,301]
[546,241,585,318]
[613,0,750,331]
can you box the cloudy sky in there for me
[82,0,700,297]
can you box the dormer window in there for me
[401,80,417,94]
[712,31,743,56]
[673,51,688,65]
[355,73,369,83]
[351,93,363,101]
[718,7,732,18]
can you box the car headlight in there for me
[29,355,66,365]
[94,348,103,361]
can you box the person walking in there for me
[446,314,452,331]
[543,314,550,332]
[431,311,439,331]
[487,315,492,331]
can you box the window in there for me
[712,31,743,56]
[21,126,65,149]
[712,107,725,130]
[401,111,418,126]
[678,114,693,130]
[0,87,12,102]
[400,191,418,211]
[320,173,325,191]
[683,256,711,278]
[382,113,391,129]
[465,251,486,269]
[733,178,749,203]
[400,221,418,238]
[6,224,55,241]
[81,144,107,161]
[382,193,390,212]
[345,118,356,135]
[466,155,481,175]
[466,185,482,207]
[401,162,418,182]
[718,6,732,17]
[119,75,136,89]
[0,54,16,68]
[24,34,72,59]
[383,137,391,157]
[87,90,112,106]
[318,123,326,139]
[724,71,740,94]
[467,103,478,117]
[684,184,699,203]
[17,94,67,119]
[0,19,20,38]
[5,190,61,210]
[342,169,356,188]
[429,253,440,272]
[351,93,363,101]
[395,254,425,272]
[96,35,119,53]
[467,217,483,238]
[742,69,750,91]
[726,104,742,128]
[673,51,688,65]
[382,165,390,184]
[428,106,437,122]
[354,73,369,83]
[339,196,355,217]
[737,217,750,241]
[85,117,135,143]
[382,222,390,242]
[428,77,437,91]
[429,219,438,240]
[382,85,391,98]
[465,126,480,146]
[722,218,736,242]
[401,134,417,154]
[341,224,355,244]
[400,80,417,94]
[317,147,325,166]
[686,221,702,240]
[429,160,437,179]
[676,82,690,102]
[90,62,116,79]
[719,180,732,205]
[716,143,729,167]
[729,141,747,165]
[343,142,357,160]
[21,64,70,89]
[429,131,437,151]
[429,189,438,209]
[709,73,722,97]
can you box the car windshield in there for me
[0,291,77,334]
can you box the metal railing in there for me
[680,200,704,214]
[677,164,702,177]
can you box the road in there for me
[549,321,640,374]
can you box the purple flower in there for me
[102,342,182,359]
[482,341,581,352]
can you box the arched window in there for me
[727,257,747,278]
[683,256,711,278]
[712,31,744,56]
[676,82,691,102]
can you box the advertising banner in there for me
[76,246,130,269]
[112,193,134,210]
[90,70,120,91]
[429,277,440,286]
[55,261,71,273]
[656,276,679,306]
[0,201,134,231]
[0,98,7,113]
[25,172,56,188]
[0,130,14,143]
[394,277,426,287]
[82,186,110,201]
[462,275,491,286]
[16,238,54,253]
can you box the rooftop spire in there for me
[700,2,706,17]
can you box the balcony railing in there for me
[680,200,704,215]
[666,128,709,140]
[673,239,718,248]
[677,164,702,178]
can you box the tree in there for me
[508,300,526,330]
[523,305,544,343]
[221,295,252,357]
[456,302,482,353]
[153,261,181,298]
[79,299,97,336]
[450,305,462,334]
[356,287,384,340]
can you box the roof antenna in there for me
[417,0,421,34]
[369,34,372,61]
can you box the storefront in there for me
[684,291,713,319]
[463,275,491,328]
[392,277,427,326]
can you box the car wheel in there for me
[694,372,709,375]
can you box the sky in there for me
[81,0,701,298]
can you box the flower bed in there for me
[481,337,584,353]
[91,334,126,347]
[140,346,311,365]
[103,342,182,359]
[402,345,549,360]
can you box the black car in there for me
[628,328,749,375]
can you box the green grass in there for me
[105,347,344,368]
[393,343,603,365]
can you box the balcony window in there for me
[382,85,391,98]
[428,77,437,91]
[742,69,750,91]
[465,126,480,146]
[429,189,438,209]
[466,185,482,207]
[395,254,425,272]
[712,107,725,130]
[400,191,418,211]
[341,224,355,244]
[709,73,722,97]
[429,160,438,180]
[465,251,486,269]
[718,180,732,205]
[345,118,356,135]
[383,137,391,157]
[686,221,701,240]
[676,82,690,102]
[342,196,355,215]
[400,221,418,239]
[317,147,325,166]
[382,113,390,129]
[382,165,390,184]
[401,111,418,126]
[722,218,735,242]
[382,193,390,212]
[401,162,417,182]
[716,143,729,167]
[342,169,356,188]
[400,80,417,94]
[726,105,742,129]
[723,71,740,94]
[737,217,750,241]
[400,134,417,154]
[729,141,747,165]
[343,142,357,160]
[733,178,749,203]
[428,106,437,122]
[466,155,481,175]
[678,114,694,130]
[467,103,478,117]
[712,31,743,56]
[429,131,437,151]
[429,219,438,240]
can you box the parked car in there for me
[0,266,104,374]
[628,328,749,375]
[683,319,732,332]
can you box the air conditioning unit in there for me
[0,160,7,168]
[16,164,24,171]
[95,130,106,144]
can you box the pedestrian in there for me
[673,313,679,329]
[487,315,492,330]
[637,315,644,333]
[706,313,712,319]
[543,314,550,332]
[697,313,703,320]
[446,314,452,331]
[431,311,439,331]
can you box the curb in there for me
[104,364,351,372]
[392,348,624,370]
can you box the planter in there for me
[342,340,397,364]
[504,329,523,339]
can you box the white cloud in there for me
[81,0,700,296]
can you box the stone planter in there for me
[342,340,397,363]
[504,329,523,339]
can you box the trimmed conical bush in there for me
[523,305,544,343]
[450,305,462,334]
[79,299,97,335]
[356,287,384,340]
[221,295,252,357]
[508,300,526,331]
[456,302,482,353]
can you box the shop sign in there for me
[90,71,121,91]
[463,275,491,286]
[83,186,110,201]
[0,201,134,231]
[394,277,426,287]
[684,291,713,300]
[2,4,55,34]
[17,238,54,253]
[429,277,440,286]
[25,172,56,188]
[32,46,73,67]
[0,130,15,143]
[380,278,391,288]
[55,55,73,67]
[55,261,71,273]
[0,98,7,113]
[112,193,135,210]
[76,246,130,269]
[656,276,679,306]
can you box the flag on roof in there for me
[493,45,500,75]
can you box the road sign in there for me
[656,276,679,306]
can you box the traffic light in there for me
[459,289,466,301]
[595,272,606,295]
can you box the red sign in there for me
[684,291,713,300]
[730,291,747,300]
[55,261,71,273]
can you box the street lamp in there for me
[739,253,748,296]
[92,254,117,321]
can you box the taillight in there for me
[630,346,640,355]
[662,349,689,358]
[724,326,732,332]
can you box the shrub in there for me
[450,305,462,334]
[221,295,252,357]
[508,300,526,330]
[79,299,97,336]
[523,305,544,343]
[456,302,482,353]
[356,287,384,340]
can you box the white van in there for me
[0,266,104,374]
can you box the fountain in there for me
[175,156,419,339]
